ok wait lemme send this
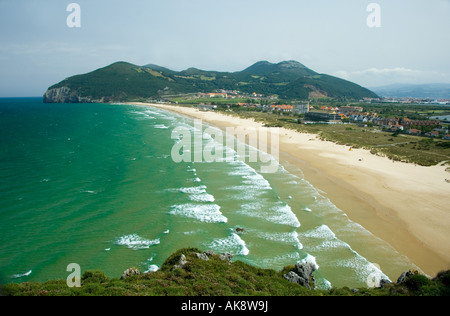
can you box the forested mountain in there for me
[44,60,378,103]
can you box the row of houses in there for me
[198,90,277,100]
[402,118,441,128]
[234,102,311,114]
[197,99,450,140]
[347,115,442,129]
[406,128,450,139]
[198,92,229,99]
[354,116,449,139]
[304,111,344,122]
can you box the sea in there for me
[0,98,419,289]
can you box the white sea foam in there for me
[300,253,320,271]
[153,124,169,129]
[227,160,258,177]
[214,146,237,163]
[242,173,271,189]
[177,185,207,194]
[144,110,160,116]
[318,240,350,250]
[145,265,160,273]
[238,201,300,228]
[257,231,303,250]
[116,234,160,250]
[129,110,156,120]
[304,225,336,239]
[139,115,156,120]
[207,233,249,256]
[301,225,350,250]
[224,185,269,195]
[268,204,301,228]
[260,251,302,266]
[156,154,170,159]
[12,270,32,278]
[183,229,204,235]
[170,203,227,223]
[225,160,273,196]
[169,185,215,202]
[189,192,215,202]
[302,226,391,286]
[239,201,265,212]
[227,162,252,175]
[153,113,176,120]
[336,257,390,287]
[316,278,332,291]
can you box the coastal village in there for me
[188,90,450,140]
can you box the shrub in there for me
[435,270,450,287]
[81,270,108,284]
[433,270,450,296]
[404,274,432,294]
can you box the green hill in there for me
[44,61,378,103]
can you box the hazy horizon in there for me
[1,0,449,97]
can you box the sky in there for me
[0,0,449,97]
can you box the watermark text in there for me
[171,120,279,174]
[367,3,381,28]
[66,263,81,288]
[66,3,81,28]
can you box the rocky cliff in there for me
[43,86,104,103]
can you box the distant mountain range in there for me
[371,83,450,99]
[43,60,378,103]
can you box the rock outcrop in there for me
[193,250,234,263]
[283,260,317,289]
[173,254,189,270]
[121,267,141,280]
[195,252,210,261]
[43,86,104,103]
[219,252,233,264]
[43,87,72,103]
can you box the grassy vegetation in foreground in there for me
[2,248,449,296]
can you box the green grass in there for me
[2,248,449,296]
[317,127,450,166]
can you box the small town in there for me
[186,90,450,141]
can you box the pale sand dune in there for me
[130,102,450,276]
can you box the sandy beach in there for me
[131,102,450,276]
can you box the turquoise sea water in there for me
[0,98,419,289]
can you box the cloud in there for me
[0,42,129,56]
[332,67,450,87]
[335,67,419,79]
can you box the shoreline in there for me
[129,102,450,276]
